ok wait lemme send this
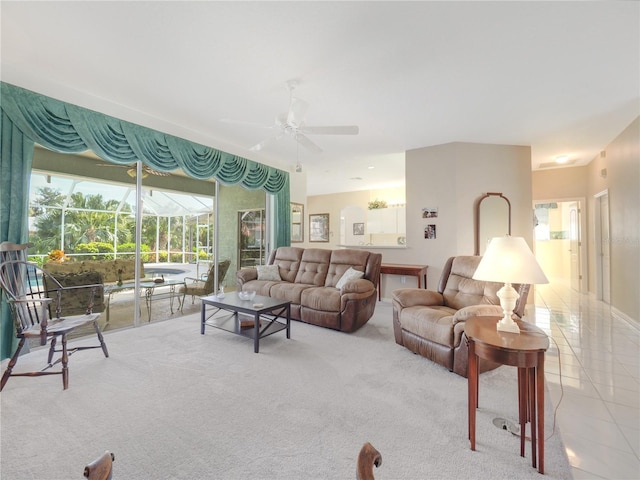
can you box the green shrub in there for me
[74,242,114,261]
[118,243,152,262]
[27,255,45,267]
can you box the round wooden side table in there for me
[465,316,549,474]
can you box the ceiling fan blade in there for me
[299,125,359,135]
[249,133,282,152]
[219,118,273,129]
[296,134,323,153]
[287,97,309,126]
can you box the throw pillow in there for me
[335,267,364,289]
[256,264,281,281]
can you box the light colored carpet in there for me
[0,302,572,479]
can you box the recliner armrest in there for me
[452,304,503,324]
[340,278,374,294]
[391,288,444,308]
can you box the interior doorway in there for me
[533,199,586,292]
[594,190,611,303]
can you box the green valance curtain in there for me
[0,82,290,359]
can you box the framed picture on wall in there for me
[309,213,330,242]
[353,222,365,235]
[290,203,304,243]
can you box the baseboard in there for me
[612,307,640,332]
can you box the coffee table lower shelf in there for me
[200,293,291,353]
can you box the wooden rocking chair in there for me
[0,243,109,391]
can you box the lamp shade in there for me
[472,236,549,285]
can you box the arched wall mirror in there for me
[474,192,511,255]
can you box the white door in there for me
[568,202,581,292]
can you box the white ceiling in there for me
[2,1,638,196]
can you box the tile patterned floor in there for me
[534,283,640,479]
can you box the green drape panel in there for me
[0,111,35,359]
[0,81,291,360]
[273,176,291,249]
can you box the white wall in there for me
[346,142,531,299]
[304,142,533,299]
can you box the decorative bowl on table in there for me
[238,290,256,301]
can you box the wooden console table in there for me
[378,263,428,300]
[465,316,549,474]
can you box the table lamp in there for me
[472,236,548,333]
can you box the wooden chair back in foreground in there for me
[84,451,115,480]
[356,442,382,480]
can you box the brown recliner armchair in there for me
[392,255,530,377]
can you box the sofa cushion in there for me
[257,264,281,281]
[269,282,315,304]
[301,286,341,313]
[399,305,458,347]
[335,267,365,290]
[294,248,331,286]
[242,280,282,297]
[325,249,370,287]
[442,257,501,310]
[269,246,304,283]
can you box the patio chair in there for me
[0,254,109,391]
[181,259,231,304]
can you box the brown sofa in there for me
[236,247,382,332]
[392,255,530,377]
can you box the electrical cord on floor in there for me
[505,334,564,442]
[545,335,564,441]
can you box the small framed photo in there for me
[425,224,437,239]
[422,207,438,218]
[309,213,330,242]
[353,222,365,235]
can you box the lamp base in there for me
[497,316,521,333]
[496,282,520,334]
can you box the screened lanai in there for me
[26,147,268,333]
[30,149,218,268]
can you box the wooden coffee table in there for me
[200,292,291,353]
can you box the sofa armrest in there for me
[391,288,444,308]
[340,278,374,294]
[236,268,258,283]
[452,305,503,324]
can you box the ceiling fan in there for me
[224,81,359,154]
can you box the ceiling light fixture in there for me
[127,168,149,179]
[555,155,569,164]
